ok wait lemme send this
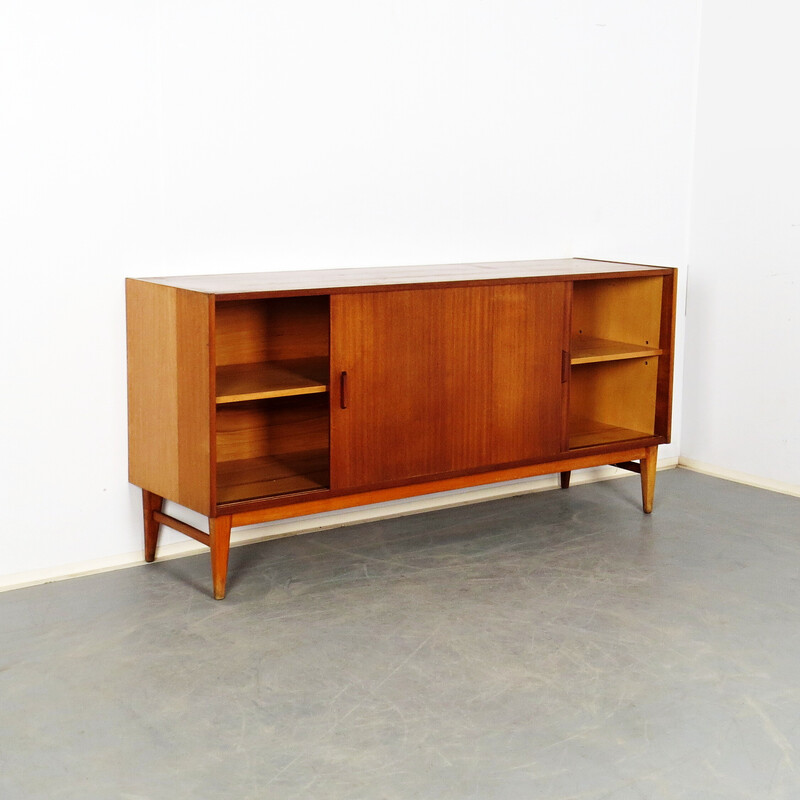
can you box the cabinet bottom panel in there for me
[568,417,653,449]
[223,444,657,526]
[216,449,330,504]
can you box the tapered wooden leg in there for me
[209,516,233,600]
[560,471,571,489]
[142,490,164,562]
[640,446,658,514]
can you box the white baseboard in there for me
[0,458,679,594]
[677,457,800,498]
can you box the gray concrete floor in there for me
[2,468,800,799]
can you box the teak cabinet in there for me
[126,259,677,599]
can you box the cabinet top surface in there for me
[130,258,673,296]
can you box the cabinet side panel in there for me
[655,270,677,440]
[176,289,213,515]
[126,279,180,501]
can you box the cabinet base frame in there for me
[140,445,660,599]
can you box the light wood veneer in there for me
[127,258,677,598]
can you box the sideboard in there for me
[126,258,677,598]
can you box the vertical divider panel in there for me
[561,280,574,452]
[655,272,677,440]
[175,289,214,516]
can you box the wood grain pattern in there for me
[212,296,330,505]
[215,395,329,463]
[569,358,659,449]
[567,273,673,452]
[152,510,210,546]
[142,490,163,562]
[640,445,658,513]
[216,450,329,504]
[127,262,678,599]
[176,289,214,514]
[560,283,572,451]
[571,336,663,364]
[136,259,672,296]
[127,279,180,501]
[210,516,232,600]
[215,395,329,503]
[655,271,677,441]
[571,276,663,348]
[568,418,653,449]
[126,281,213,515]
[216,358,328,403]
[330,283,566,489]
[229,446,652,527]
[215,296,329,366]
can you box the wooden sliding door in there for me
[330,282,567,489]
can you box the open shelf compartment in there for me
[571,276,664,364]
[568,275,666,449]
[214,295,330,504]
[568,357,659,449]
[215,395,330,504]
[217,450,329,505]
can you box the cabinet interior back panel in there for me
[215,296,330,366]
[569,358,659,447]
[216,397,329,463]
[572,276,663,347]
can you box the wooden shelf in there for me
[571,336,662,365]
[216,358,328,403]
[216,449,329,504]
[569,417,653,449]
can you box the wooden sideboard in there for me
[126,258,677,598]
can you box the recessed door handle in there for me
[340,371,348,409]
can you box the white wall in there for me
[683,0,800,490]
[0,1,697,585]
[572,0,699,268]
